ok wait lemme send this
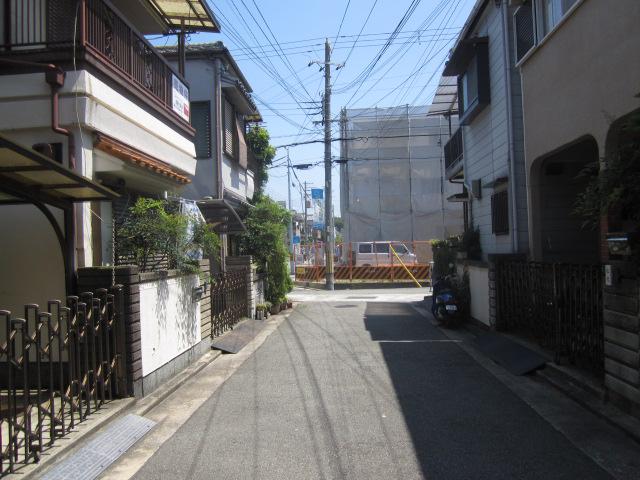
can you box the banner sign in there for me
[172,75,190,122]
[311,188,324,229]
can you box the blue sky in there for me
[185,0,477,213]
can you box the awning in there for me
[197,198,247,234]
[443,36,488,76]
[447,192,469,203]
[429,75,458,116]
[146,0,220,32]
[0,135,118,208]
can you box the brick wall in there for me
[77,265,141,396]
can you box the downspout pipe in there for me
[213,57,226,271]
[501,1,519,253]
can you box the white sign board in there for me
[172,74,190,121]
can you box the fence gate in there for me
[210,268,248,338]
[0,288,124,474]
[496,261,604,376]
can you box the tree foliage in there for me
[115,198,220,273]
[574,114,640,231]
[240,196,292,303]
[247,126,276,198]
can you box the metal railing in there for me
[496,261,604,376]
[444,127,463,172]
[0,0,188,124]
[210,269,249,338]
[0,288,123,474]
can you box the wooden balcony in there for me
[0,0,193,137]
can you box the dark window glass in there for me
[492,190,509,235]
[358,243,372,253]
[191,101,211,159]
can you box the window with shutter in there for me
[223,98,236,158]
[191,101,211,159]
[514,3,535,63]
[491,190,509,235]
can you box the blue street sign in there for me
[292,235,301,244]
[311,188,324,199]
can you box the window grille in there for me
[191,101,211,158]
[223,98,236,158]
[514,3,535,62]
[492,190,509,235]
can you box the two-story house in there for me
[513,0,640,415]
[160,43,261,271]
[0,0,219,312]
[436,0,528,327]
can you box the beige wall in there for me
[520,0,640,259]
[520,0,640,165]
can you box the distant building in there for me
[339,105,463,258]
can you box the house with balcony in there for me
[159,42,261,271]
[512,0,640,415]
[0,0,233,424]
[434,0,528,327]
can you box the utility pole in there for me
[311,39,343,290]
[287,148,294,274]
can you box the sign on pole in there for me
[311,188,324,229]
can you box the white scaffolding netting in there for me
[340,105,464,246]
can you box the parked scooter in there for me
[431,275,461,328]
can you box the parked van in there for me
[352,241,417,267]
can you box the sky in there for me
[182,0,477,214]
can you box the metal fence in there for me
[210,269,249,338]
[496,261,604,376]
[0,288,123,474]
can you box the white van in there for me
[352,241,417,267]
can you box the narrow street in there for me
[103,290,639,480]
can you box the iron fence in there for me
[210,269,248,338]
[0,288,123,474]
[496,261,603,376]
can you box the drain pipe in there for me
[501,1,519,254]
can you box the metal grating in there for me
[514,3,536,62]
[40,414,156,480]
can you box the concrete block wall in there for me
[603,260,640,415]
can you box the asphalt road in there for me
[132,301,616,480]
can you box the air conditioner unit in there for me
[471,179,482,199]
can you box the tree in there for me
[240,196,292,303]
[247,125,276,198]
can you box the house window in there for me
[223,97,237,158]
[191,101,211,159]
[539,0,578,35]
[457,42,490,125]
[491,190,509,235]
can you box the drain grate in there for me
[41,414,156,480]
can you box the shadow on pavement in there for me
[363,301,612,480]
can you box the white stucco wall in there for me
[468,264,490,327]
[0,205,66,314]
[139,274,201,376]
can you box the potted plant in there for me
[280,297,287,311]
[264,301,272,317]
[269,301,280,315]
[286,297,293,309]
[255,304,266,320]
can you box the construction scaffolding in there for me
[339,105,464,261]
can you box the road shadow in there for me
[363,301,612,480]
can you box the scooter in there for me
[431,275,461,328]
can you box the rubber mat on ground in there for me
[41,414,155,480]
[473,332,547,375]
[211,319,267,354]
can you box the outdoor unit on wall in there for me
[471,179,482,199]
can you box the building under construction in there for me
[339,105,464,259]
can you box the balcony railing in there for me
[444,127,463,174]
[0,0,190,130]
